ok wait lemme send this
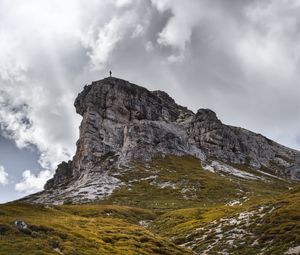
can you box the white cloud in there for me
[145,41,154,52]
[81,10,142,70]
[0,0,300,199]
[0,86,78,170]
[115,0,133,7]
[0,32,27,82]
[152,0,205,51]
[82,16,132,70]
[0,166,8,185]
[0,0,85,172]
[167,53,184,63]
[0,0,150,195]
[0,0,141,172]
[15,170,52,194]
[132,24,145,38]
[150,0,172,12]
[236,0,300,80]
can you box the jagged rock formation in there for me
[188,109,297,169]
[23,77,300,204]
[71,78,204,176]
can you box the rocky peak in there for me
[57,78,205,186]
[74,77,192,123]
[152,90,175,104]
[194,109,220,122]
[23,77,300,204]
[60,77,300,184]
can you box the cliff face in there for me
[24,77,300,204]
[188,109,297,169]
[71,78,204,174]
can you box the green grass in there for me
[150,185,300,255]
[101,156,291,212]
[0,203,191,255]
[0,155,298,255]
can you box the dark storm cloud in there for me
[0,0,299,196]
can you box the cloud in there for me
[0,166,8,185]
[80,1,151,70]
[115,0,133,7]
[236,0,300,79]
[0,86,78,171]
[0,0,147,172]
[152,0,203,51]
[0,0,152,194]
[82,13,138,70]
[1,0,300,198]
[149,0,300,150]
[15,170,52,194]
[0,0,85,172]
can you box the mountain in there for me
[24,77,299,205]
[2,77,300,255]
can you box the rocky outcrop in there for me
[63,78,205,183]
[188,109,297,169]
[22,77,300,204]
[44,161,73,190]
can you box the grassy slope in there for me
[0,156,299,255]
[103,156,291,211]
[0,203,191,255]
[151,185,300,255]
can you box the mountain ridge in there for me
[21,77,300,205]
[7,77,300,255]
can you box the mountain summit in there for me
[24,77,300,204]
[9,77,300,254]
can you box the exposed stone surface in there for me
[22,77,300,204]
[67,77,206,183]
[15,220,27,230]
[188,108,297,169]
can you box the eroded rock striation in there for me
[23,77,300,204]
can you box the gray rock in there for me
[46,77,206,189]
[188,109,298,169]
[22,77,300,204]
[15,220,27,230]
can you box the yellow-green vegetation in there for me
[0,203,191,255]
[103,156,291,212]
[150,185,300,255]
[57,204,156,224]
[1,156,299,255]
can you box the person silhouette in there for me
[109,70,112,77]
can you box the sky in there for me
[0,0,300,203]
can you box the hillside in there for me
[1,181,299,254]
[7,155,300,254]
[0,203,190,255]
[3,77,299,254]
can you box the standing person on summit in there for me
[109,70,112,77]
